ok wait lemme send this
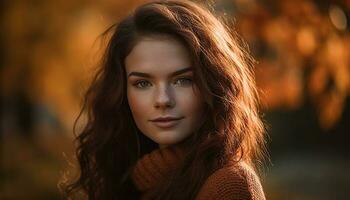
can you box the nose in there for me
[154,84,175,109]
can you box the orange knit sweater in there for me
[131,145,266,200]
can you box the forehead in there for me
[125,35,191,74]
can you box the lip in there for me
[150,116,184,122]
[150,116,184,128]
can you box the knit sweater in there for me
[131,145,266,200]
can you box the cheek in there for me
[178,87,205,118]
[127,89,150,120]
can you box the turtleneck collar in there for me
[131,143,188,192]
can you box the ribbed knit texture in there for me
[131,145,266,200]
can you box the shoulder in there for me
[196,161,266,200]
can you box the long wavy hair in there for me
[62,0,267,199]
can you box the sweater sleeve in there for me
[196,162,266,200]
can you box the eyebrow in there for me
[128,67,193,78]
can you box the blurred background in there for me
[1,0,349,199]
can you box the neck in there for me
[159,144,169,149]
[131,142,188,192]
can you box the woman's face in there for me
[125,35,205,148]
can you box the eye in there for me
[174,77,193,86]
[133,80,152,89]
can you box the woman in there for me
[63,0,267,199]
